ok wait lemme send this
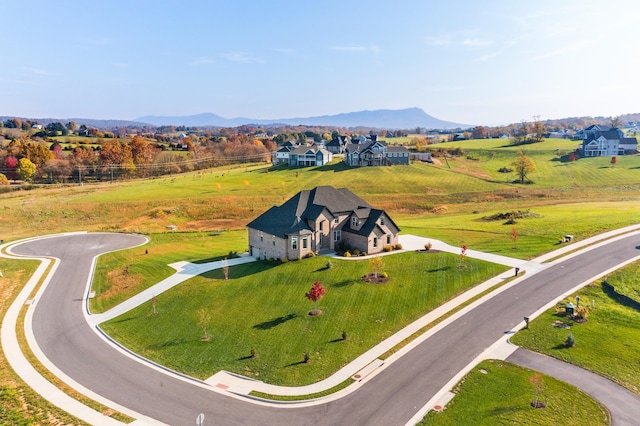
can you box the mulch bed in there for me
[362,273,389,284]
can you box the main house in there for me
[247,186,400,260]
[344,140,410,166]
[579,125,638,157]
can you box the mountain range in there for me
[135,108,470,129]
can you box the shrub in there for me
[353,248,361,256]
[424,242,432,251]
[383,245,393,252]
[564,333,575,347]
[394,243,403,250]
[344,251,351,257]
[361,252,367,256]
[574,305,589,320]
[381,272,388,278]
[305,252,316,258]
[281,257,289,263]
[498,167,513,173]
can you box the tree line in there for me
[0,133,274,185]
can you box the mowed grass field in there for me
[421,360,609,426]
[101,252,507,385]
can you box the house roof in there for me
[584,128,625,142]
[343,208,401,237]
[387,146,409,153]
[247,186,373,238]
[290,146,331,156]
[345,140,388,154]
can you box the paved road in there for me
[13,232,640,425]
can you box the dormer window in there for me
[351,217,358,227]
[380,216,385,226]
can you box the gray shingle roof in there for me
[247,186,372,238]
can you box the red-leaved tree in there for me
[305,281,326,314]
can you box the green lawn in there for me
[90,230,247,313]
[101,252,507,386]
[421,360,609,426]
[510,268,640,395]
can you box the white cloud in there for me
[23,67,54,76]
[329,44,380,53]
[274,48,296,54]
[191,57,215,66]
[423,35,452,46]
[529,39,593,61]
[223,52,264,63]
[461,38,493,47]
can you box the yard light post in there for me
[524,316,530,329]
[576,295,580,307]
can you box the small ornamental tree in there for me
[369,256,384,278]
[530,372,546,408]
[305,281,326,315]
[151,295,158,315]
[611,156,617,166]
[511,227,518,250]
[460,244,468,266]
[222,257,229,280]
[197,308,211,341]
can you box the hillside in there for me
[135,108,470,129]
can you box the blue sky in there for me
[2,0,638,126]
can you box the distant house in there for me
[325,135,351,154]
[344,140,410,166]
[271,141,300,165]
[580,127,637,157]
[288,146,333,167]
[247,186,400,260]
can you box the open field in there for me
[100,252,507,385]
[421,359,609,425]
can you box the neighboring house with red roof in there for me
[247,186,400,260]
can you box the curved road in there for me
[12,232,640,425]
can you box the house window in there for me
[351,217,358,227]
[272,235,276,246]
[260,231,263,241]
[291,237,298,250]
[386,235,391,244]
[373,237,378,248]
[319,221,324,231]
[334,230,341,241]
[335,217,339,224]
[302,237,308,249]
[380,217,385,226]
